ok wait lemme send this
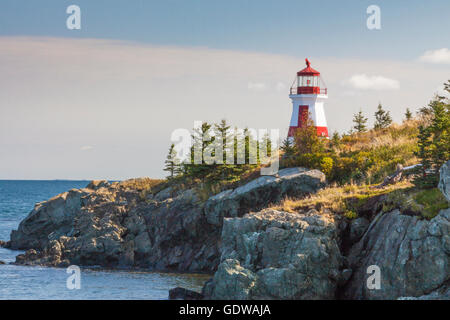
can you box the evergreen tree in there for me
[352,109,368,133]
[214,119,232,164]
[183,122,213,179]
[164,144,181,179]
[374,103,392,129]
[330,131,341,148]
[405,108,413,121]
[213,119,240,181]
[414,82,450,188]
[281,137,296,158]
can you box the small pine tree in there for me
[331,131,341,148]
[405,108,413,121]
[374,103,392,129]
[352,110,368,133]
[281,137,296,158]
[164,144,181,179]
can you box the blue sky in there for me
[1,0,449,59]
[0,1,449,180]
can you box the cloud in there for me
[419,48,450,64]
[0,36,448,179]
[80,146,94,151]
[344,74,400,90]
[247,82,266,91]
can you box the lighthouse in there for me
[288,59,328,140]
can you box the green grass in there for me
[413,188,449,219]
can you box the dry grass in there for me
[271,180,414,215]
[119,177,165,191]
[337,120,420,154]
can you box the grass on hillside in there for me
[119,178,165,192]
[328,120,420,184]
[271,180,448,220]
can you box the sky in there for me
[0,0,449,180]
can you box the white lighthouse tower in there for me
[288,58,328,139]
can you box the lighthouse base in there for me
[288,126,329,138]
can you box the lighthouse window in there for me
[298,76,318,87]
[313,77,318,86]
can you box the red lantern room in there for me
[290,59,327,95]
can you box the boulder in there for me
[86,180,110,191]
[204,168,326,226]
[204,209,343,299]
[344,208,450,299]
[439,160,450,202]
[169,287,203,300]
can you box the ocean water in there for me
[0,180,209,300]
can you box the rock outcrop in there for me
[8,168,325,273]
[11,183,217,271]
[202,209,344,299]
[204,168,326,226]
[439,160,450,202]
[344,208,450,299]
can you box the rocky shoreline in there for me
[2,163,449,300]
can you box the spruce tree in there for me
[405,108,413,121]
[413,82,450,188]
[352,110,368,133]
[281,137,296,158]
[331,131,341,148]
[184,122,213,179]
[374,103,392,129]
[164,144,180,179]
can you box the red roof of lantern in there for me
[297,58,320,76]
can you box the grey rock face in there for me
[204,209,343,300]
[439,160,450,202]
[344,208,450,300]
[9,168,324,273]
[10,188,92,250]
[398,286,450,300]
[348,217,370,244]
[204,168,326,226]
[10,181,217,271]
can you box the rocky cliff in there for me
[202,209,344,299]
[3,164,449,300]
[200,206,449,300]
[6,168,326,273]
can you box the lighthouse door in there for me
[298,105,309,128]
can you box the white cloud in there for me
[344,74,400,90]
[247,82,266,91]
[80,146,94,151]
[419,48,450,64]
[0,37,448,179]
